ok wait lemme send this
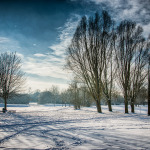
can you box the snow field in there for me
[0,104,150,149]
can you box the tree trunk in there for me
[107,99,112,112]
[4,97,7,112]
[148,60,150,116]
[124,94,128,113]
[96,100,102,113]
[131,99,134,113]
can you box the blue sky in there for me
[0,0,150,92]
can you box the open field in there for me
[0,104,150,150]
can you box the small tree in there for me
[60,90,67,107]
[80,84,93,107]
[69,80,81,110]
[136,87,147,106]
[50,85,60,106]
[0,52,25,112]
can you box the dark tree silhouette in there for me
[148,36,150,116]
[148,57,150,115]
[115,21,148,113]
[101,15,116,112]
[66,11,113,113]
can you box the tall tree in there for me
[101,19,116,111]
[0,52,25,112]
[115,20,147,113]
[129,35,148,113]
[67,11,113,113]
[147,35,150,116]
[148,56,150,116]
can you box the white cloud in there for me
[89,0,123,9]
[33,43,37,46]
[118,1,141,20]
[89,0,138,20]
[0,37,10,43]
[0,36,21,53]
[22,54,71,81]
[15,52,72,92]
[16,52,24,59]
[140,23,150,38]
[87,0,150,38]
[49,14,81,56]
[34,53,47,57]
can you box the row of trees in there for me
[66,10,149,114]
[0,83,146,107]
[29,85,122,108]
[29,85,92,107]
[67,78,147,109]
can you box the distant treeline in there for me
[0,86,147,107]
[0,94,30,104]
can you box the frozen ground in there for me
[0,104,150,150]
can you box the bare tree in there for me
[60,89,73,107]
[60,90,68,107]
[129,37,148,113]
[67,11,113,113]
[148,56,150,115]
[0,52,25,112]
[69,79,81,110]
[115,20,148,113]
[50,85,59,106]
[101,20,116,111]
[147,35,150,116]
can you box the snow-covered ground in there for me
[0,104,150,150]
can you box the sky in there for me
[0,0,150,92]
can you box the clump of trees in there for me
[38,90,54,104]
[27,83,94,109]
[66,10,149,113]
[67,79,93,109]
[29,89,40,103]
[0,52,26,112]
[28,86,60,105]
